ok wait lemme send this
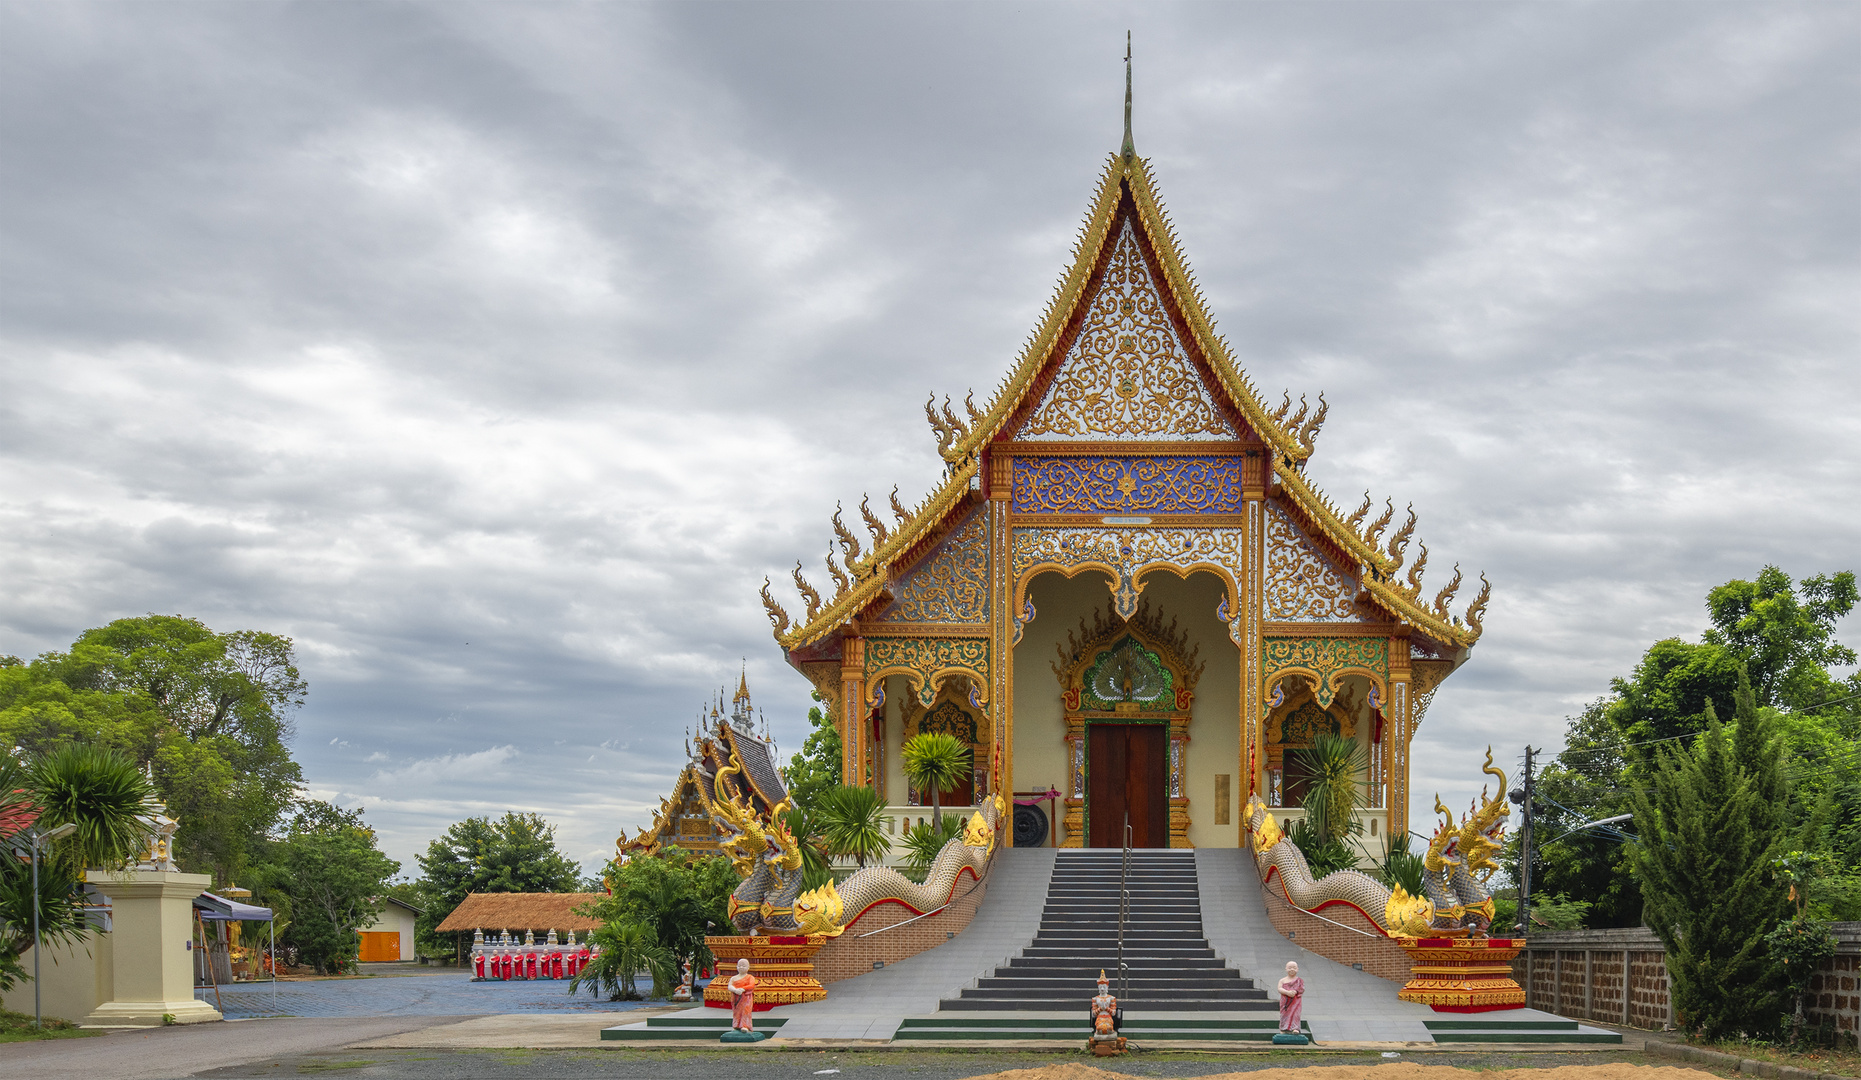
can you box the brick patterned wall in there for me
[1517,929,1676,1029]
[1257,878,1412,983]
[1805,953,1861,1035]
[1591,950,1625,1020]
[811,877,988,985]
[1558,950,1587,1017]
[1630,951,1671,1029]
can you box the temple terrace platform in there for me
[597,849,1627,1050]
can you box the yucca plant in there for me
[901,731,969,829]
[899,817,964,882]
[780,803,835,892]
[1380,830,1426,895]
[815,784,890,869]
[1292,733,1367,846]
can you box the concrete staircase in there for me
[937,849,1272,1014]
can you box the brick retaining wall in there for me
[1256,869,1413,983]
[811,873,988,985]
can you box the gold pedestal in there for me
[702,934,828,1010]
[1395,937,1526,1012]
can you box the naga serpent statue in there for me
[710,752,805,931]
[703,751,1004,939]
[1245,747,1510,940]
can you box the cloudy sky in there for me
[3,2,1856,877]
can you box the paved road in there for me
[194,968,669,1018]
[0,1017,460,1080]
[196,1047,1672,1079]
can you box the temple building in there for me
[619,674,788,859]
[760,110,1490,856]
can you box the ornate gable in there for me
[1264,499,1379,624]
[1013,219,1238,442]
[875,505,989,626]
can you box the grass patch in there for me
[1689,1037,1861,1078]
[0,1007,104,1042]
[292,1059,378,1072]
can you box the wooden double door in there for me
[1086,723,1170,848]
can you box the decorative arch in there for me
[862,635,990,709]
[900,678,991,808]
[1260,636,1387,710]
[1050,600,1204,848]
[1010,526,1243,635]
[1264,679,1363,810]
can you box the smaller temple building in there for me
[619,674,789,860]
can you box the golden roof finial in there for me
[735,661,750,704]
[1121,31,1134,160]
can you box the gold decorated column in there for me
[840,635,865,786]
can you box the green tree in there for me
[412,812,583,960]
[1626,698,1791,1039]
[783,697,842,813]
[1607,638,1747,745]
[0,615,306,882]
[901,731,968,829]
[1706,567,1857,710]
[252,801,399,975]
[815,784,890,869]
[581,846,736,982]
[899,817,964,882]
[1516,701,1645,928]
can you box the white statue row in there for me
[469,928,596,981]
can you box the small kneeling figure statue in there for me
[1087,969,1126,1056]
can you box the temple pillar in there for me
[1241,452,1265,845]
[840,635,865,786]
[82,870,222,1027]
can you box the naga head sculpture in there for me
[793,879,846,938]
[1457,749,1510,880]
[1383,883,1436,939]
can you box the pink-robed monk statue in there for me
[1277,961,1305,1033]
[727,958,758,1030]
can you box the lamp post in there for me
[30,820,79,1030]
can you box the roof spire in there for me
[1121,31,1134,160]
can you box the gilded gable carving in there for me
[1018,220,1234,441]
[881,508,988,624]
[1264,500,1360,622]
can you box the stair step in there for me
[939,998,1276,1013]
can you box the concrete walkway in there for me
[1196,847,1439,1045]
[608,848,1058,1042]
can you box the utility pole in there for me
[1513,746,1537,936]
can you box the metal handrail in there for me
[1117,813,1131,1000]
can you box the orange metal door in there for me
[359,931,400,962]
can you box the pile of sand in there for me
[967,1064,1709,1080]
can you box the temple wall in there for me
[1012,570,1105,844]
[881,674,907,803]
[1136,571,1239,849]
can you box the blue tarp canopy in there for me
[194,891,273,921]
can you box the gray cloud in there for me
[2,2,1856,872]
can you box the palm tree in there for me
[815,785,890,869]
[781,803,835,892]
[570,920,674,1001]
[0,744,157,992]
[1291,733,1367,847]
[30,744,159,872]
[901,731,968,829]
